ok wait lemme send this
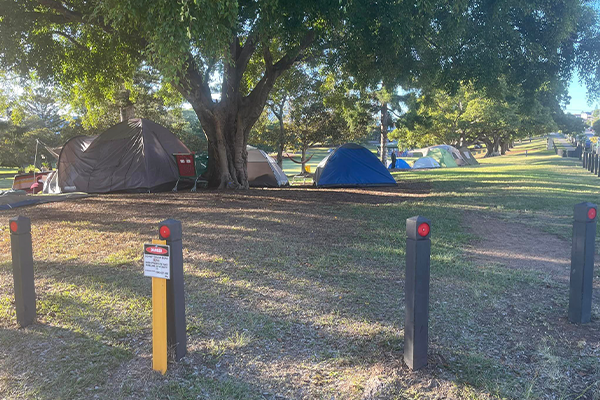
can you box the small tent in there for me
[459,147,479,165]
[314,143,396,187]
[429,145,468,166]
[412,157,441,169]
[426,148,458,168]
[50,119,190,193]
[387,159,412,169]
[247,146,289,187]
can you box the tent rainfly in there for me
[247,146,289,187]
[458,147,479,165]
[412,157,441,169]
[429,145,468,166]
[46,119,190,193]
[426,148,458,168]
[387,159,412,169]
[314,143,396,187]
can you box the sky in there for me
[565,73,600,114]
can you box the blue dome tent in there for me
[387,159,411,169]
[313,143,397,187]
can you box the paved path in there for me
[549,133,576,151]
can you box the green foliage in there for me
[391,82,558,151]
[592,118,600,135]
[555,112,586,135]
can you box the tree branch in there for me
[34,0,114,33]
[49,30,88,51]
[236,30,259,75]
[36,0,83,22]
[243,30,316,113]
[173,56,214,115]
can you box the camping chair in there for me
[172,153,207,192]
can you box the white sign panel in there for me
[143,243,171,279]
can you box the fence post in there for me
[9,216,36,328]
[569,203,596,324]
[158,219,187,361]
[404,216,431,370]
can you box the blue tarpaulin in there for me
[314,143,397,187]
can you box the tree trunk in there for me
[380,102,389,165]
[493,135,501,154]
[500,141,509,155]
[172,32,314,188]
[277,116,285,168]
[301,145,307,175]
[482,138,494,157]
[192,104,250,189]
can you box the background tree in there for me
[391,82,558,156]
[592,118,600,135]
[256,67,314,167]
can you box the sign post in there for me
[404,216,431,370]
[569,203,597,324]
[159,219,187,361]
[144,241,170,374]
[9,216,36,328]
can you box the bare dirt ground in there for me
[465,212,573,278]
[464,212,600,398]
[0,182,599,399]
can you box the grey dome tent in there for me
[412,157,441,169]
[49,119,190,193]
[247,146,289,187]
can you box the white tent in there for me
[247,146,289,187]
[412,157,441,169]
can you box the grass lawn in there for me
[0,138,599,399]
[0,167,17,190]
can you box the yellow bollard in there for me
[151,239,168,374]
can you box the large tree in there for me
[1,1,599,187]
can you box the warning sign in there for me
[144,244,171,279]
[590,136,599,143]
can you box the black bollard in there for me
[569,203,597,324]
[589,154,594,172]
[404,216,431,370]
[9,216,36,328]
[158,219,187,360]
[583,152,588,169]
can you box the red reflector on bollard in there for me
[588,208,596,220]
[417,223,430,237]
[10,221,18,233]
[160,226,171,239]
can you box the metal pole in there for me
[159,219,187,360]
[9,216,36,328]
[404,216,431,370]
[569,203,596,324]
[583,152,587,169]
